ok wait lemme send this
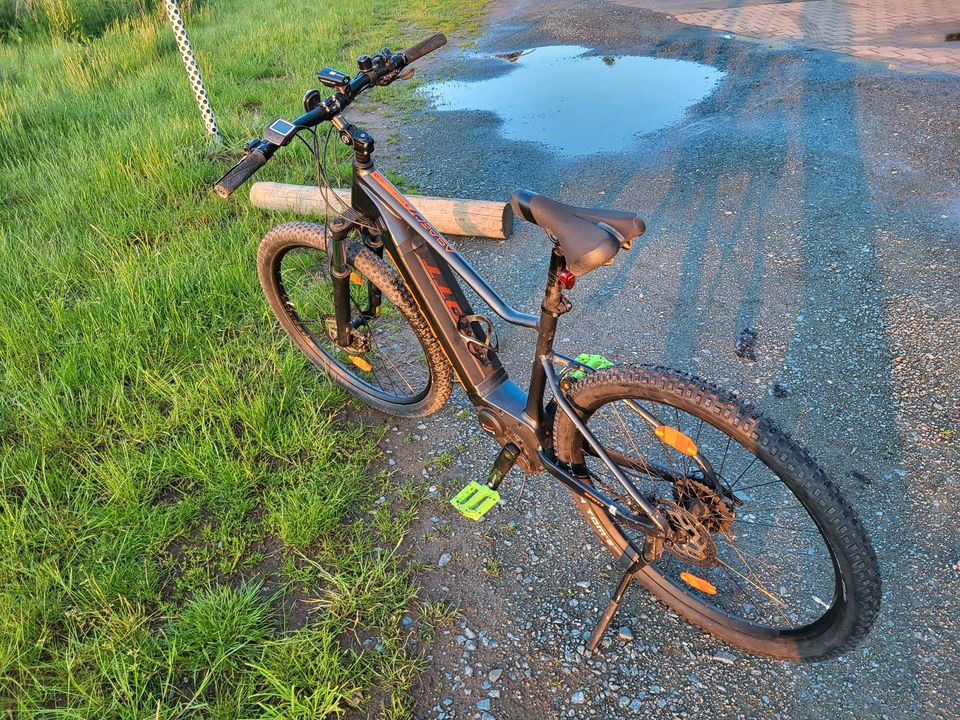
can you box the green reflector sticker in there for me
[569,353,615,380]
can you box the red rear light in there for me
[558,269,576,290]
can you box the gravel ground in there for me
[360,1,958,718]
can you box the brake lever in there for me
[377,67,415,86]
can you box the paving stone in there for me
[675,0,960,74]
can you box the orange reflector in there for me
[655,425,698,457]
[350,272,364,285]
[680,572,717,594]
[348,355,372,372]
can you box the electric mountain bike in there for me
[215,33,880,660]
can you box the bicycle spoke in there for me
[715,563,759,611]
[717,435,733,478]
[609,403,662,483]
[377,340,416,393]
[714,557,788,611]
[739,505,809,514]
[733,479,784,493]
[722,544,795,625]
[732,518,819,534]
[729,456,759,491]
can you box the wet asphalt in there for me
[359,1,958,718]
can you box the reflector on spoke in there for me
[655,425,698,456]
[349,355,372,372]
[680,571,717,595]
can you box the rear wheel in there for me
[258,221,452,417]
[554,366,880,660]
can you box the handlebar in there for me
[213,139,274,198]
[213,33,447,198]
[402,33,447,63]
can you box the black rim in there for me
[274,244,432,406]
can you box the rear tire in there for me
[258,221,452,417]
[553,365,881,661]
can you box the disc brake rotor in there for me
[660,499,717,568]
[674,477,736,534]
[324,316,372,354]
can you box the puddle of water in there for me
[422,45,725,156]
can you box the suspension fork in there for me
[362,230,383,319]
[328,216,354,347]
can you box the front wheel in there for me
[553,366,880,661]
[258,221,452,417]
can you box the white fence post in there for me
[162,0,222,143]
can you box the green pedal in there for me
[569,353,615,380]
[451,481,500,520]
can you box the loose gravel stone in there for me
[711,651,736,665]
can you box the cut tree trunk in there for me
[249,182,513,240]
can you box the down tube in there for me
[354,172,509,399]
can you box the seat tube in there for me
[525,249,566,422]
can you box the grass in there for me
[0,0,487,716]
[1,1,162,41]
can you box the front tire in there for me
[258,221,452,417]
[553,365,880,661]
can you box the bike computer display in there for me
[264,118,297,146]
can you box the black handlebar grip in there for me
[402,33,447,63]
[213,151,268,198]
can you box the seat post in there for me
[524,248,570,423]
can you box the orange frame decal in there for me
[368,170,458,253]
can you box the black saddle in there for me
[510,189,645,276]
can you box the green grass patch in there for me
[1,0,156,41]
[0,0,487,715]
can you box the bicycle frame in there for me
[333,149,673,542]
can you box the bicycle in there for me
[215,33,880,661]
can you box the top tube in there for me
[358,167,540,330]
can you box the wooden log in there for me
[249,182,513,240]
